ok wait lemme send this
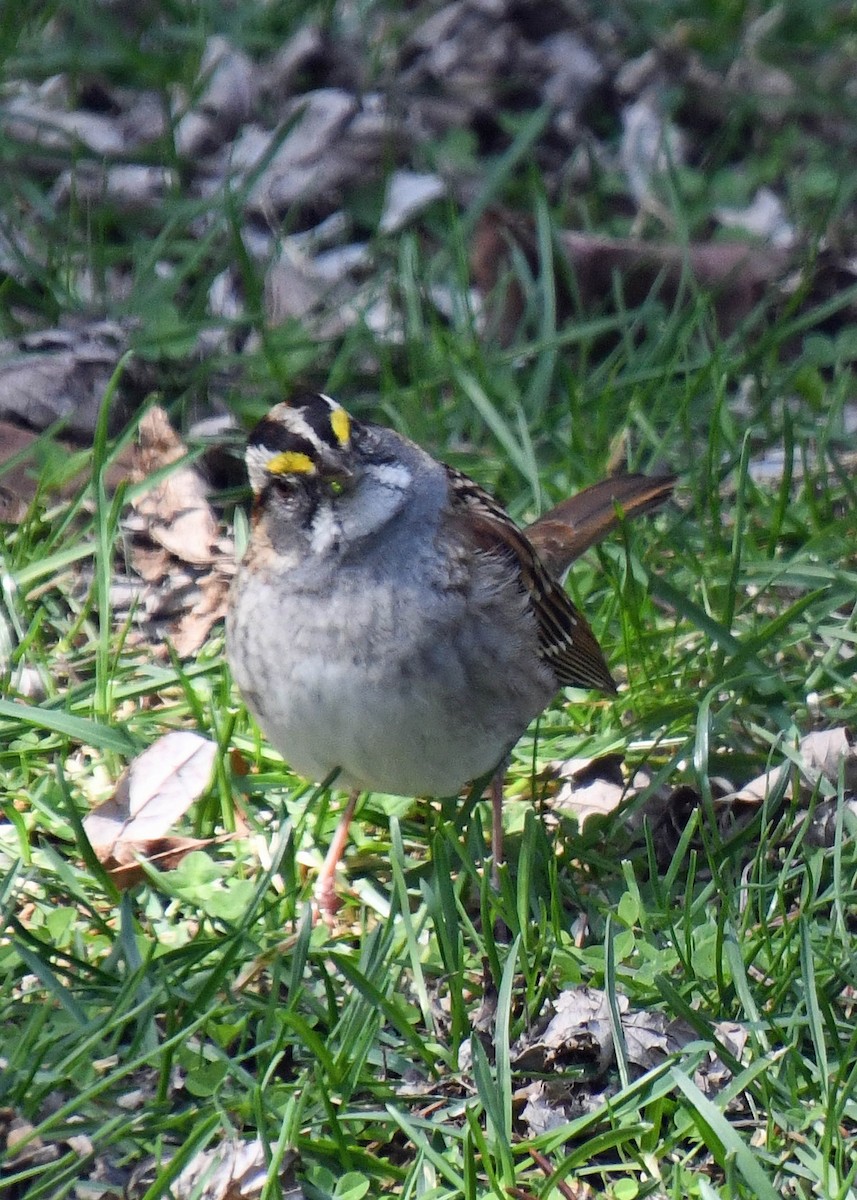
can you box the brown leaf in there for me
[471,207,792,343]
[0,321,133,438]
[171,1138,303,1200]
[131,406,219,566]
[545,754,627,829]
[83,730,216,857]
[0,418,135,523]
[129,544,172,583]
[721,726,857,806]
[2,1110,58,1167]
[174,36,255,158]
[512,986,625,1077]
[513,987,746,1094]
[169,567,233,657]
[1,95,124,158]
[695,1022,749,1096]
[101,835,215,890]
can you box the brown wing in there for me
[443,465,617,694]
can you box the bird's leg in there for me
[313,789,360,922]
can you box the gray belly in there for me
[227,562,556,797]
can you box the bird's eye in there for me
[328,479,344,497]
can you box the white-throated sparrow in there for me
[227,391,672,914]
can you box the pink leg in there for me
[313,790,359,922]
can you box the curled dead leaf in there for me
[125,406,234,656]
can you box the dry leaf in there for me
[2,1110,58,1168]
[721,727,857,806]
[379,170,445,233]
[83,731,216,856]
[169,568,233,658]
[546,754,626,828]
[0,419,136,523]
[512,986,747,1113]
[129,544,172,583]
[0,321,132,438]
[512,986,625,1078]
[1,93,125,157]
[124,406,233,657]
[131,406,219,566]
[715,186,795,248]
[99,835,215,890]
[471,208,792,343]
[174,36,255,158]
[52,163,178,212]
[619,88,687,217]
[171,1138,303,1200]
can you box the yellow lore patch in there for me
[266,450,315,476]
[330,406,351,447]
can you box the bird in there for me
[227,390,673,917]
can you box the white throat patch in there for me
[309,502,341,555]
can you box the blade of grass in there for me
[604,915,631,1090]
[670,1067,780,1200]
[91,352,133,722]
[0,698,136,752]
[389,815,434,1033]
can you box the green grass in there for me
[2,2,857,1198]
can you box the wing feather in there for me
[443,465,616,693]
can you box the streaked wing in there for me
[443,465,616,693]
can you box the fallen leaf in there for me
[513,986,625,1077]
[128,543,172,584]
[511,986,747,1108]
[471,207,792,343]
[1,1109,59,1168]
[619,88,687,218]
[131,406,219,566]
[546,754,627,828]
[721,726,857,806]
[83,730,216,854]
[0,418,138,523]
[695,1022,749,1096]
[715,185,795,248]
[171,1138,303,1200]
[0,321,135,439]
[379,169,446,233]
[100,835,216,890]
[174,36,255,158]
[124,406,234,657]
[169,567,233,658]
